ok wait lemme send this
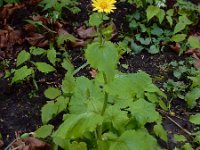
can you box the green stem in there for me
[101,72,108,116]
[98,13,104,45]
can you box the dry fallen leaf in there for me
[0,3,25,24]
[186,48,200,69]
[169,42,181,54]
[0,140,3,149]
[90,69,97,78]
[11,137,52,150]
[26,33,48,47]
[0,25,24,49]
[77,26,96,39]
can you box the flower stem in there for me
[101,72,108,116]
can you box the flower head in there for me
[92,0,116,13]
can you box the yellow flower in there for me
[92,0,117,13]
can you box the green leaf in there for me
[104,105,129,131]
[55,96,69,113]
[89,13,108,26]
[188,36,200,49]
[44,87,61,99]
[185,87,200,108]
[146,5,160,21]
[110,130,158,150]
[35,62,55,73]
[183,143,194,150]
[62,73,76,94]
[85,41,118,82]
[35,125,54,138]
[148,45,160,54]
[129,99,160,126]
[41,101,58,124]
[189,113,200,125]
[166,16,173,26]
[174,134,187,142]
[156,9,165,24]
[12,66,33,83]
[47,47,56,65]
[171,34,186,42]
[53,112,103,139]
[69,77,103,114]
[188,74,200,87]
[62,58,74,73]
[57,34,77,45]
[30,47,46,55]
[69,141,87,150]
[154,124,168,142]
[174,15,192,34]
[16,50,30,67]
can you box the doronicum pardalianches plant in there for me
[34,1,169,149]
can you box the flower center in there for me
[100,2,108,9]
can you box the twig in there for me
[166,116,193,137]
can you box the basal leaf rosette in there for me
[85,41,119,81]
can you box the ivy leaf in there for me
[34,125,54,138]
[12,66,33,83]
[146,5,160,21]
[156,9,165,24]
[35,62,55,73]
[188,36,200,49]
[148,45,160,54]
[154,124,168,142]
[41,101,58,124]
[129,99,160,126]
[53,112,103,139]
[47,47,57,65]
[16,50,30,67]
[110,130,158,150]
[171,34,187,42]
[185,87,200,108]
[174,15,192,34]
[44,87,61,99]
[189,113,200,125]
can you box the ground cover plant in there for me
[0,0,200,149]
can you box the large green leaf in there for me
[104,105,129,131]
[110,130,158,150]
[69,77,103,114]
[85,41,118,82]
[105,71,162,99]
[35,62,55,73]
[53,112,103,139]
[69,141,87,150]
[16,50,30,67]
[12,66,33,83]
[129,99,160,126]
[185,87,200,108]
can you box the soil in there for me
[0,0,200,149]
